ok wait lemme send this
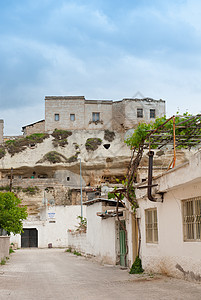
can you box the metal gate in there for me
[119,222,126,267]
[21,228,38,248]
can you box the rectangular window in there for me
[70,114,75,121]
[92,112,100,122]
[137,108,143,118]
[150,109,156,118]
[183,197,201,241]
[54,114,59,121]
[145,208,158,243]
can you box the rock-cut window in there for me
[92,112,100,122]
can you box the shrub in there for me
[104,130,115,142]
[52,129,72,148]
[129,256,144,274]
[85,138,102,151]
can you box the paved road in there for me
[0,249,201,300]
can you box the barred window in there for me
[145,208,158,243]
[183,197,201,241]
[137,108,143,118]
[150,109,156,118]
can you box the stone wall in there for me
[44,96,166,133]
[45,96,85,132]
[0,120,4,144]
[0,236,10,261]
[22,120,45,136]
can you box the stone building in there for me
[22,96,165,135]
[0,120,4,144]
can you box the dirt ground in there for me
[0,248,200,300]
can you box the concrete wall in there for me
[0,120,4,144]
[10,205,86,248]
[68,202,118,264]
[0,236,10,261]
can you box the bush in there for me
[85,138,102,151]
[129,256,144,274]
[104,130,115,142]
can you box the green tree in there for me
[0,192,28,235]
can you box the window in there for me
[67,177,70,181]
[145,208,158,243]
[92,112,100,122]
[150,109,156,118]
[137,108,143,118]
[183,197,201,241]
[70,114,75,121]
[54,114,59,121]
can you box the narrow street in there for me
[0,249,200,300]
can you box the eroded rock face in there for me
[0,130,196,218]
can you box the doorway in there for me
[21,228,38,248]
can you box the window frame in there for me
[150,109,156,119]
[145,208,158,244]
[182,197,201,242]
[70,114,75,121]
[92,112,100,122]
[54,114,60,121]
[137,108,143,118]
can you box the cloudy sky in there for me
[1,0,201,134]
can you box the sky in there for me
[1,0,201,135]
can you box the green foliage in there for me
[0,258,6,265]
[104,130,115,142]
[37,151,68,164]
[0,186,10,191]
[0,192,28,235]
[9,248,15,254]
[66,247,72,253]
[76,216,87,232]
[129,256,144,274]
[22,186,39,195]
[4,133,49,156]
[52,129,72,148]
[0,147,6,159]
[125,113,200,150]
[85,138,102,151]
[73,250,82,256]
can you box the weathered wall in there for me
[44,96,165,132]
[135,150,201,281]
[0,236,10,260]
[85,101,113,130]
[68,201,117,265]
[23,120,45,136]
[45,96,85,132]
[0,120,4,144]
[10,205,86,248]
[124,99,165,129]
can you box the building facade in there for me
[44,96,165,133]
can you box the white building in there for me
[135,150,201,281]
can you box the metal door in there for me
[21,228,38,248]
[119,223,126,267]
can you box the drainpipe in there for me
[147,151,157,202]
